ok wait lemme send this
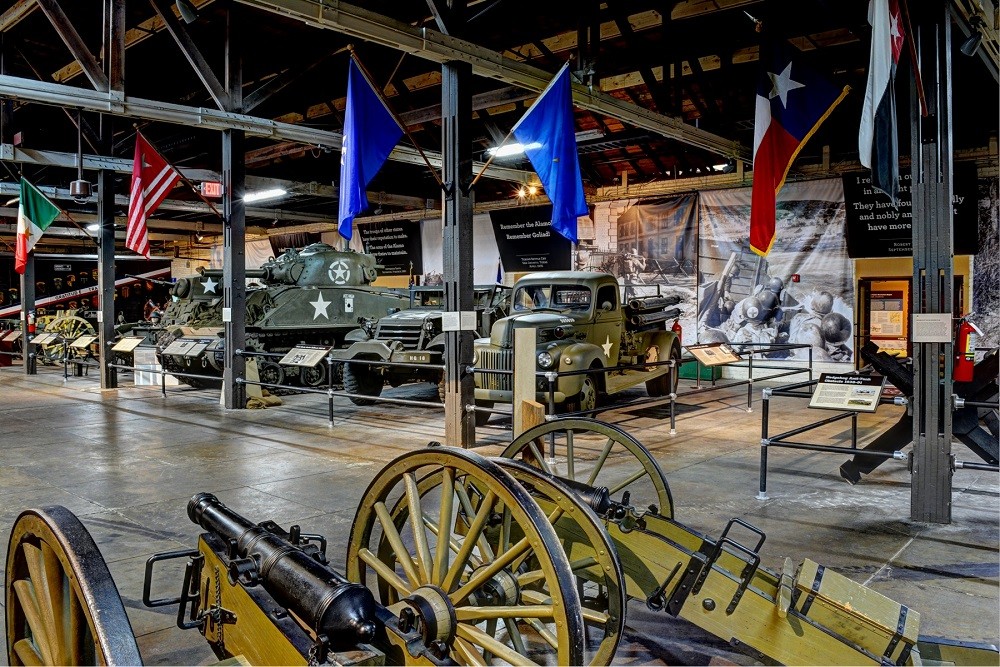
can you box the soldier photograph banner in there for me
[357,220,423,277]
[698,178,855,364]
[490,205,572,272]
[842,162,979,257]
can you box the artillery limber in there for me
[6,419,997,665]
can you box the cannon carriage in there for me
[6,419,997,666]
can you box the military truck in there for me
[155,243,410,389]
[473,271,682,424]
[339,284,512,405]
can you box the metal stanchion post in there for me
[851,412,858,448]
[757,389,770,500]
[161,363,167,397]
[546,372,557,462]
[327,353,335,427]
[63,341,69,380]
[808,347,813,382]
[669,359,677,436]
[695,360,702,390]
[746,354,754,413]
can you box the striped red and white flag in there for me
[127,133,180,258]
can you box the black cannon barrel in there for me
[187,493,377,649]
[628,308,682,327]
[626,295,681,311]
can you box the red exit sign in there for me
[201,181,223,197]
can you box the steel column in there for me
[222,6,246,410]
[441,46,475,446]
[96,119,117,389]
[20,259,35,374]
[909,3,954,523]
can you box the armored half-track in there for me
[155,243,410,389]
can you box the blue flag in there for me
[511,63,587,243]
[338,59,404,239]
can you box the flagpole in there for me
[133,127,225,221]
[59,209,100,247]
[468,127,516,189]
[347,49,445,189]
[898,0,928,118]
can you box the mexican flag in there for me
[15,178,60,274]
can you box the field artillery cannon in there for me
[6,420,998,666]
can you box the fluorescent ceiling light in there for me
[244,188,287,203]
[86,223,99,232]
[574,129,605,142]
[486,142,542,158]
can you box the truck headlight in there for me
[537,351,554,368]
[424,320,435,331]
[472,349,479,365]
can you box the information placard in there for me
[69,335,98,349]
[911,313,952,343]
[809,373,885,412]
[182,341,211,358]
[111,336,146,353]
[31,333,59,345]
[685,342,742,366]
[279,345,331,368]
[162,339,199,356]
[3,330,22,342]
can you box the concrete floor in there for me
[0,365,997,665]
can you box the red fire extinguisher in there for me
[671,318,682,339]
[953,314,981,383]
[26,310,36,335]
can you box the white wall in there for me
[420,213,502,283]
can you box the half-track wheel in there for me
[300,362,328,387]
[493,459,626,665]
[5,506,142,666]
[347,447,586,666]
[502,418,674,518]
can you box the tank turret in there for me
[156,245,410,390]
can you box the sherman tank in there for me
[156,243,410,388]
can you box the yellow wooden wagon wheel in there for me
[38,316,94,364]
[5,506,142,666]
[502,418,674,518]
[347,447,586,666]
[492,459,626,666]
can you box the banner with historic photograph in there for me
[698,178,855,364]
[578,195,698,344]
[974,175,999,348]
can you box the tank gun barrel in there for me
[125,274,174,287]
[198,268,268,280]
[186,492,377,649]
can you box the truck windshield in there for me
[514,285,592,312]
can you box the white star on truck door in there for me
[201,277,218,293]
[602,335,613,358]
[311,292,330,319]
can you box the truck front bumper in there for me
[474,388,569,405]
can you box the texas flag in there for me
[750,43,849,256]
[859,0,905,205]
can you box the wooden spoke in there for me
[456,623,541,667]
[442,490,496,593]
[586,437,616,486]
[450,535,530,604]
[569,555,598,571]
[516,568,548,587]
[503,617,528,656]
[582,607,611,625]
[358,548,412,597]
[608,468,647,496]
[421,514,484,573]
[13,579,55,665]
[454,604,555,621]
[23,542,66,665]
[13,638,44,666]
[454,480,495,562]
[404,473,433,584]
[452,637,488,667]
[433,467,455,584]
[373,501,422,587]
[525,617,560,649]
[526,441,551,473]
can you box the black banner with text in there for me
[843,163,979,257]
[357,220,423,276]
[490,206,571,272]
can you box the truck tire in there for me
[566,369,600,415]
[645,340,682,397]
[343,359,383,406]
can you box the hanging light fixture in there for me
[69,109,92,202]
[175,0,198,24]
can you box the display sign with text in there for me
[31,333,58,345]
[3,330,21,342]
[357,220,423,276]
[809,373,885,412]
[685,342,742,366]
[843,164,978,257]
[111,337,145,353]
[69,335,97,349]
[490,205,571,272]
[279,345,331,368]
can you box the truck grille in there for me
[375,321,425,350]
[475,348,512,391]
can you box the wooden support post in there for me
[513,327,537,437]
